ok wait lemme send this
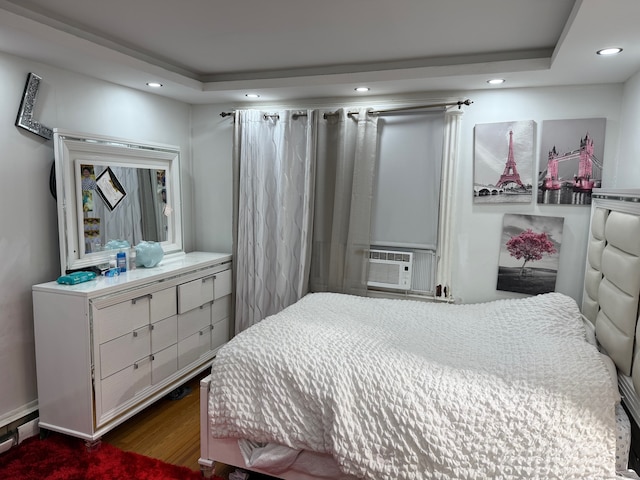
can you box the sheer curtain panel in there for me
[233,110,316,333]
[310,108,379,295]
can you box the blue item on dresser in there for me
[57,271,97,285]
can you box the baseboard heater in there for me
[367,250,413,291]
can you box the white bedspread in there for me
[208,292,620,479]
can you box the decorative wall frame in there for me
[15,72,52,140]
[496,213,564,295]
[537,118,606,205]
[473,120,535,204]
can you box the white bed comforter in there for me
[208,292,620,479]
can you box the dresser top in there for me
[33,251,231,296]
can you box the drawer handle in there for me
[132,294,152,305]
[201,274,217,283]
[134,355,153,369]
[133,326,149,337]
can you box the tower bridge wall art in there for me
[537,118,606,206]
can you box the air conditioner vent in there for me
[367,250,413,291]
[369,251,412,262]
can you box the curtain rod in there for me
[372,99,473,115]
[219,99,473,118]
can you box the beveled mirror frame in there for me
[53,129,183,274]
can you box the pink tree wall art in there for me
[505,229,557,278]
[497,214,564,295]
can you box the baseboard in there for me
[0,434,15,454]
[0,411,40,452]
[0,400,38,430]
[17,417,40,444]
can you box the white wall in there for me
[191,106,234,253]
[0,51,192,427]
[614,69,640,188]
[191,84,625,306]
[454,85,623,303]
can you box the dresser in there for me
[32,251,232,445]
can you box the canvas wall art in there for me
[473,120,534,204]
[537,117,606,205]
[497,214,564,295]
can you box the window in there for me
[369,110,461,299]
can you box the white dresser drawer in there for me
[178,275,215,314]
[152,345,178,384]
[178,328,210,369]
[99,324,151,379]
[214,269,232,299]
[212,294,232,323]
[150,286,177,323]
[152,315,177,354]
[211,316,230,351]
[93,294,150,344]
[178,303,210,342]
[100,355,152,417]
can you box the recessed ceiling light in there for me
[245,93,260,98]
[597,47,623,56]
[487,79,505,85]
[146,82,163,88]
[355,87,370,92]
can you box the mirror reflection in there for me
[53,129,183,274]
[80,164,168,253]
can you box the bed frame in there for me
[199,375,353,479]
[582,189,640,431]
[199,187,640,479]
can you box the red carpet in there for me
[0,432,222,480]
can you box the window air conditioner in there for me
[367,250,413,291]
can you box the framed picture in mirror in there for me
[95,167,127,211]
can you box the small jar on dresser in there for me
[32,251,232,447]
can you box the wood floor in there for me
[102,369,234,478]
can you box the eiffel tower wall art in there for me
[474,120,535,204]
[537,118,606,206]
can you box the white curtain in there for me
[233,110,316,333]
[233,107,379,332]
[436,110,463,300]
[309,108,379,295]
[85,165,144,252]
[138,169,166,243]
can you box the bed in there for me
[199,188,640,480]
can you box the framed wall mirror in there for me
[53,129,183,274]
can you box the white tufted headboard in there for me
[583,189,640,422]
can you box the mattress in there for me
[208,292,622,479]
